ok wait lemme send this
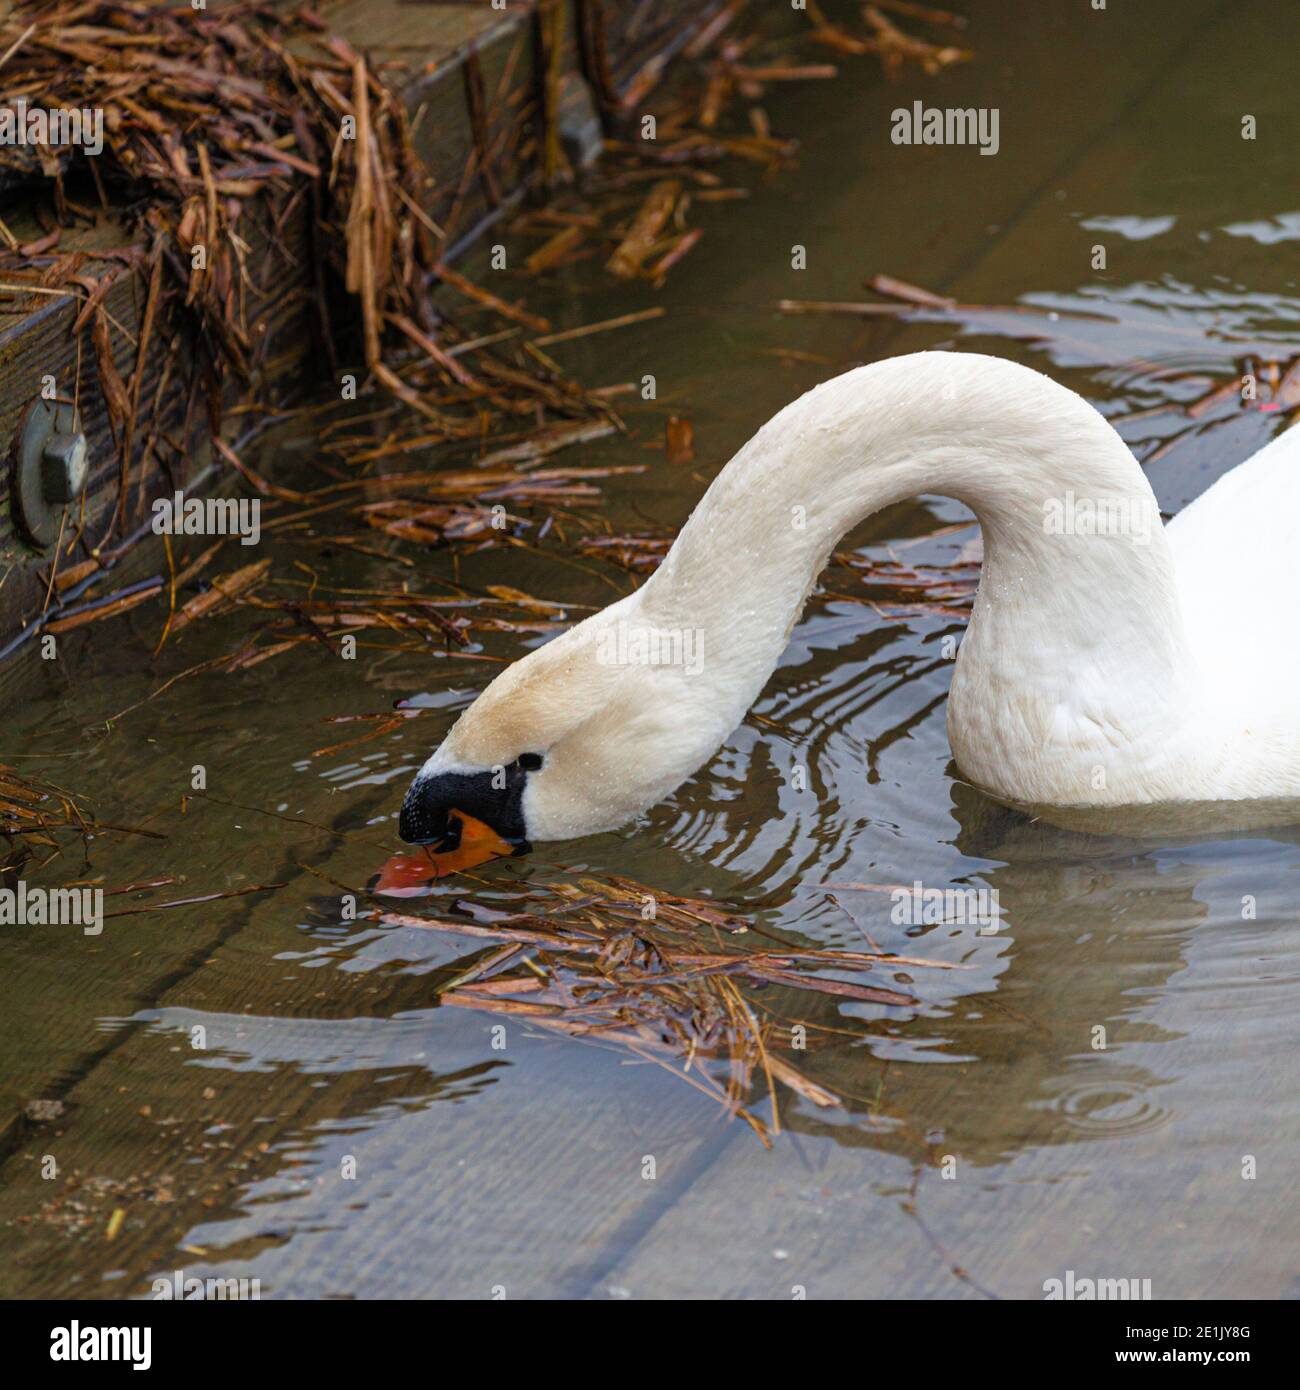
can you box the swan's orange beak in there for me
[372,809,522,896]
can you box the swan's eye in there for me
[518,752,544,772]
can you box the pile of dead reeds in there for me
[0,761,163,873]
[369,871,956,1142]
[508,1,973,287]
[0,0,617,554]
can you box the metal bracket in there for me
[7,397,90,549]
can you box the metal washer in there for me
[7,397,87,549]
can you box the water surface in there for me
[1,0,1297,1299]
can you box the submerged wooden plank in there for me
[599,835,1299,1299]
[0,897,738,1297]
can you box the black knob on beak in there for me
[398,763,533,849]
[399,781,449,846]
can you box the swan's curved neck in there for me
[637,353,1197,738]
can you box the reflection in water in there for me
[997,795,1300,837]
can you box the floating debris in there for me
[0,765,92,846]
[24,1099,67,1123]
[778,298,910,317]
[0,0,620,594]
[576,533,673,575]
[665,415,695,465]
[104,1207,125,1242]
[366,871,956,1141]
[504,0,974,294]
[0,763,163,878]
[797,271,1300,434]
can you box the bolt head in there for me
[41,432,88,504]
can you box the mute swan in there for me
[399,351,1300,849]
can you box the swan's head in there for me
[399,597,727,846]
[397,750,538,854]
[397,669,555,853]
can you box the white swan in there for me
[399,352,1300,848]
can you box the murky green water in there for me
[3,0,1298,1298]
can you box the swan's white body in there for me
[414,353,1300,841]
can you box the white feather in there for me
[427,352,1300,840]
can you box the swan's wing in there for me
[1165,421,1300,687]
